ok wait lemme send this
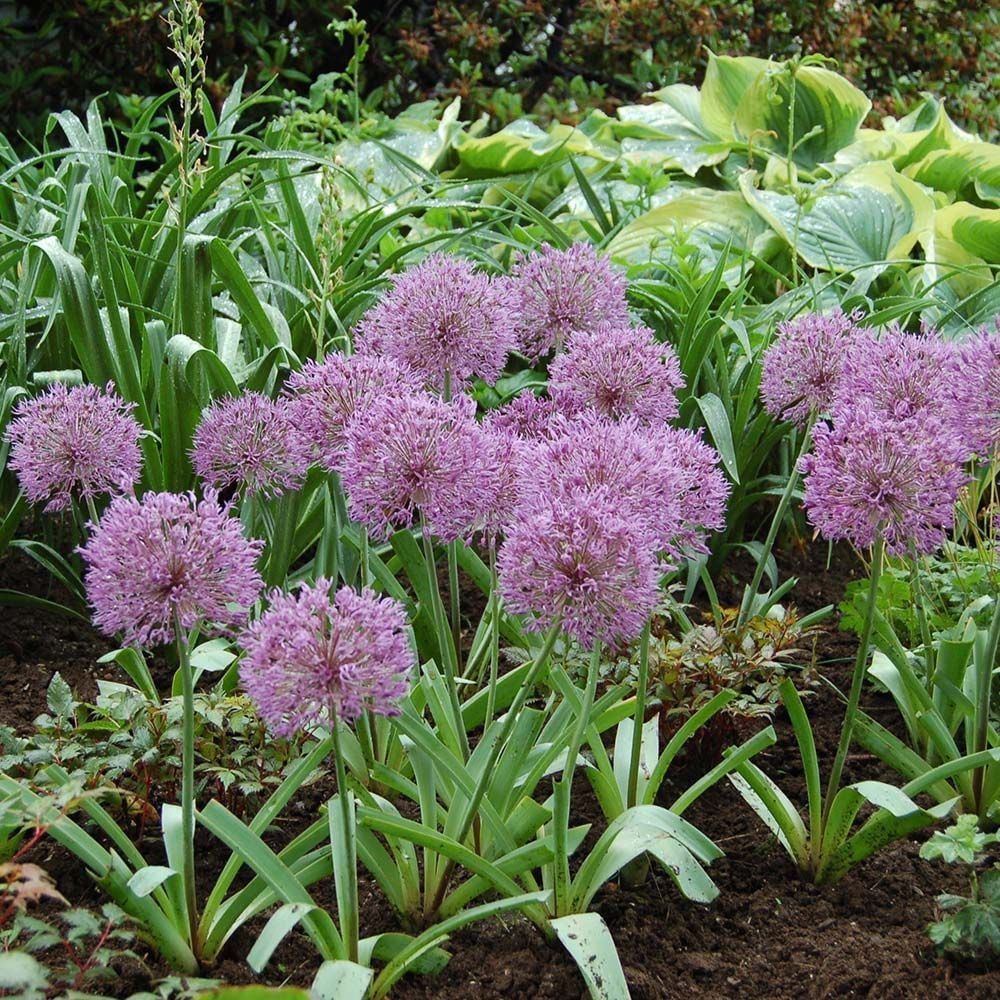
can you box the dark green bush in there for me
[2,0,998,149]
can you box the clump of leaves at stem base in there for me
[648,604,821,758]
[920,815,1000,963]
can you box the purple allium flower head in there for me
[240,581,412,736]
[508,242,630,360]
[191,392,309,499]
[760,309,867,428]
[283,353,419,472]
[484,391,566,441]
[955,324,1000,457]
[549,322,684,424]
[80,490,264,647]
[833,327,964,436]
[528,413,728,564]
[800,406,968,557]
[498,488,661,649]
[354,253,518,394]
[340,389,489,542]
[5,382,143,512]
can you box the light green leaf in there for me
[0,951,48,1000]
[734,62,871,167]
[311,960,375,1000]
[456,119,608,175]
[700,53,772,141]
[740,161,934,272]
[126,865,177,898]
[551,913,631,1000]
[933,203,1000,265]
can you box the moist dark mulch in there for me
[2,541,999,999]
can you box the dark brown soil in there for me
[2,542,999,999]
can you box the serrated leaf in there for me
[46,672,75,720]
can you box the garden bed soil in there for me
[2,543,999,999]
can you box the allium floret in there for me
[484,392,565,441]
[498,488,661,649]
[340,389,488,542]
[800,406,968,557]
[955,325,1000,458]
[240,581,412,737]
[833,326,965,437]
[5,381,143,512]
[760,309,866,428]
[191,392,309,498]
[549,322,684,424]
[508,242,629,360]
[355,253,518,393]
[526,414,729,564]
[283,353,419,472]
[80,490,264,647]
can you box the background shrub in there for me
[1,0,998,149]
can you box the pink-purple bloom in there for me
[954,324,1000,458]
[833,327,965,436]
[484,391,564,442]
[283,353,419,472]
[508,242,630,360]
[340,389,488,542]
[800,406,968,557]
[5,382,143,512]
[354,253,518,394]
[525,413,728,565]
[191,392,309,499]
[80,490,264,647]
[549,322,684,424]
[760,309,866,428]
[240,581,412,737]
[498,488,661,649]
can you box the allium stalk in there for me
[80,489,263,957]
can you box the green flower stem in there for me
[822,535,885,828]
[84,496,100,530]
[426,618,563,921]
[447,542,462,671]
[626,623,651,809]
[359,524,370,589]
[554,640,602,915]
[739,423,813,627]
[484,544,500,733]
[420,525,467,760]
[330,714,359,963]
[174,615,199,953]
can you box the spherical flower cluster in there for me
[955,325,1000,457]
[760,309,866,428]
[834,327,964,434]
[340,390,488,542]
[498,489,661,649]
[484,392,564,441]
[800,406,968,557]
[508,243,630,360]
[549,322,684,424]
[355,253,518,393]
[80,490,264,647]
[191,392,309,499]
[240,581,412,736]
[6,382,143,512]
[525,413,728,566]
[283,353,419,472]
